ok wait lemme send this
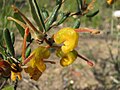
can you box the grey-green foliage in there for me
[3,28,15,56]
[28,0,46,32]
[0,1,14,30]
[0,0,15,46]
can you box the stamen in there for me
[77,53,94,66]
[75,28,100,34]
[44,60,56,64]
[87,60,94,66]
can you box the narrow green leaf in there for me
[25,47,31,58]
[57,12,70,25]
[14,13,25,37]
[79,0,83,9]
[0,30,4,45]
[76,0,81,11]
[0,43,7,57]
[56,0,62,6]
[73,19,80,29]
[14,13,31,42]
[10,32,15,45]
[3,28,15,56]
[41,8,49,20]
[18,47,31,61]
[46,5,60,31]
[28,0,46,32]
[86,10,99,17]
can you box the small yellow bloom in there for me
[54,28,79,54]
[107,0,117,5]
[24,46,50,80]
[10,63,22,81]
[56,49,78,67]
[28,46,50,72]
[11,71,22,81]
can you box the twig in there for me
[14,78,18,90]
[44,0,66,24]
[0,78,7,89]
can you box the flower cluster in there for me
[0,27,100,81]
[0,0,104,82]
[24,46,50,80]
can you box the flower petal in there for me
[24,66,42,81]
[11,71,22,81]
[27,46,50,68]
[24,46,50,80]
[54,28,79,53]
[36,59,46,72]
[11,71,16,81]
[59,50,78,67]
[32,46,50,60]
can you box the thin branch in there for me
[0,79,7,90]
[77,53,94,66]
[14,78,18,90]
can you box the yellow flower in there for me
[107,0,117,5]
[11,71,22,81]
[56,49,78,67]
[54,28,79,54]
[10,63,22,81]
[24,46,50,80]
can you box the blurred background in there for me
[0,0,120,90]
